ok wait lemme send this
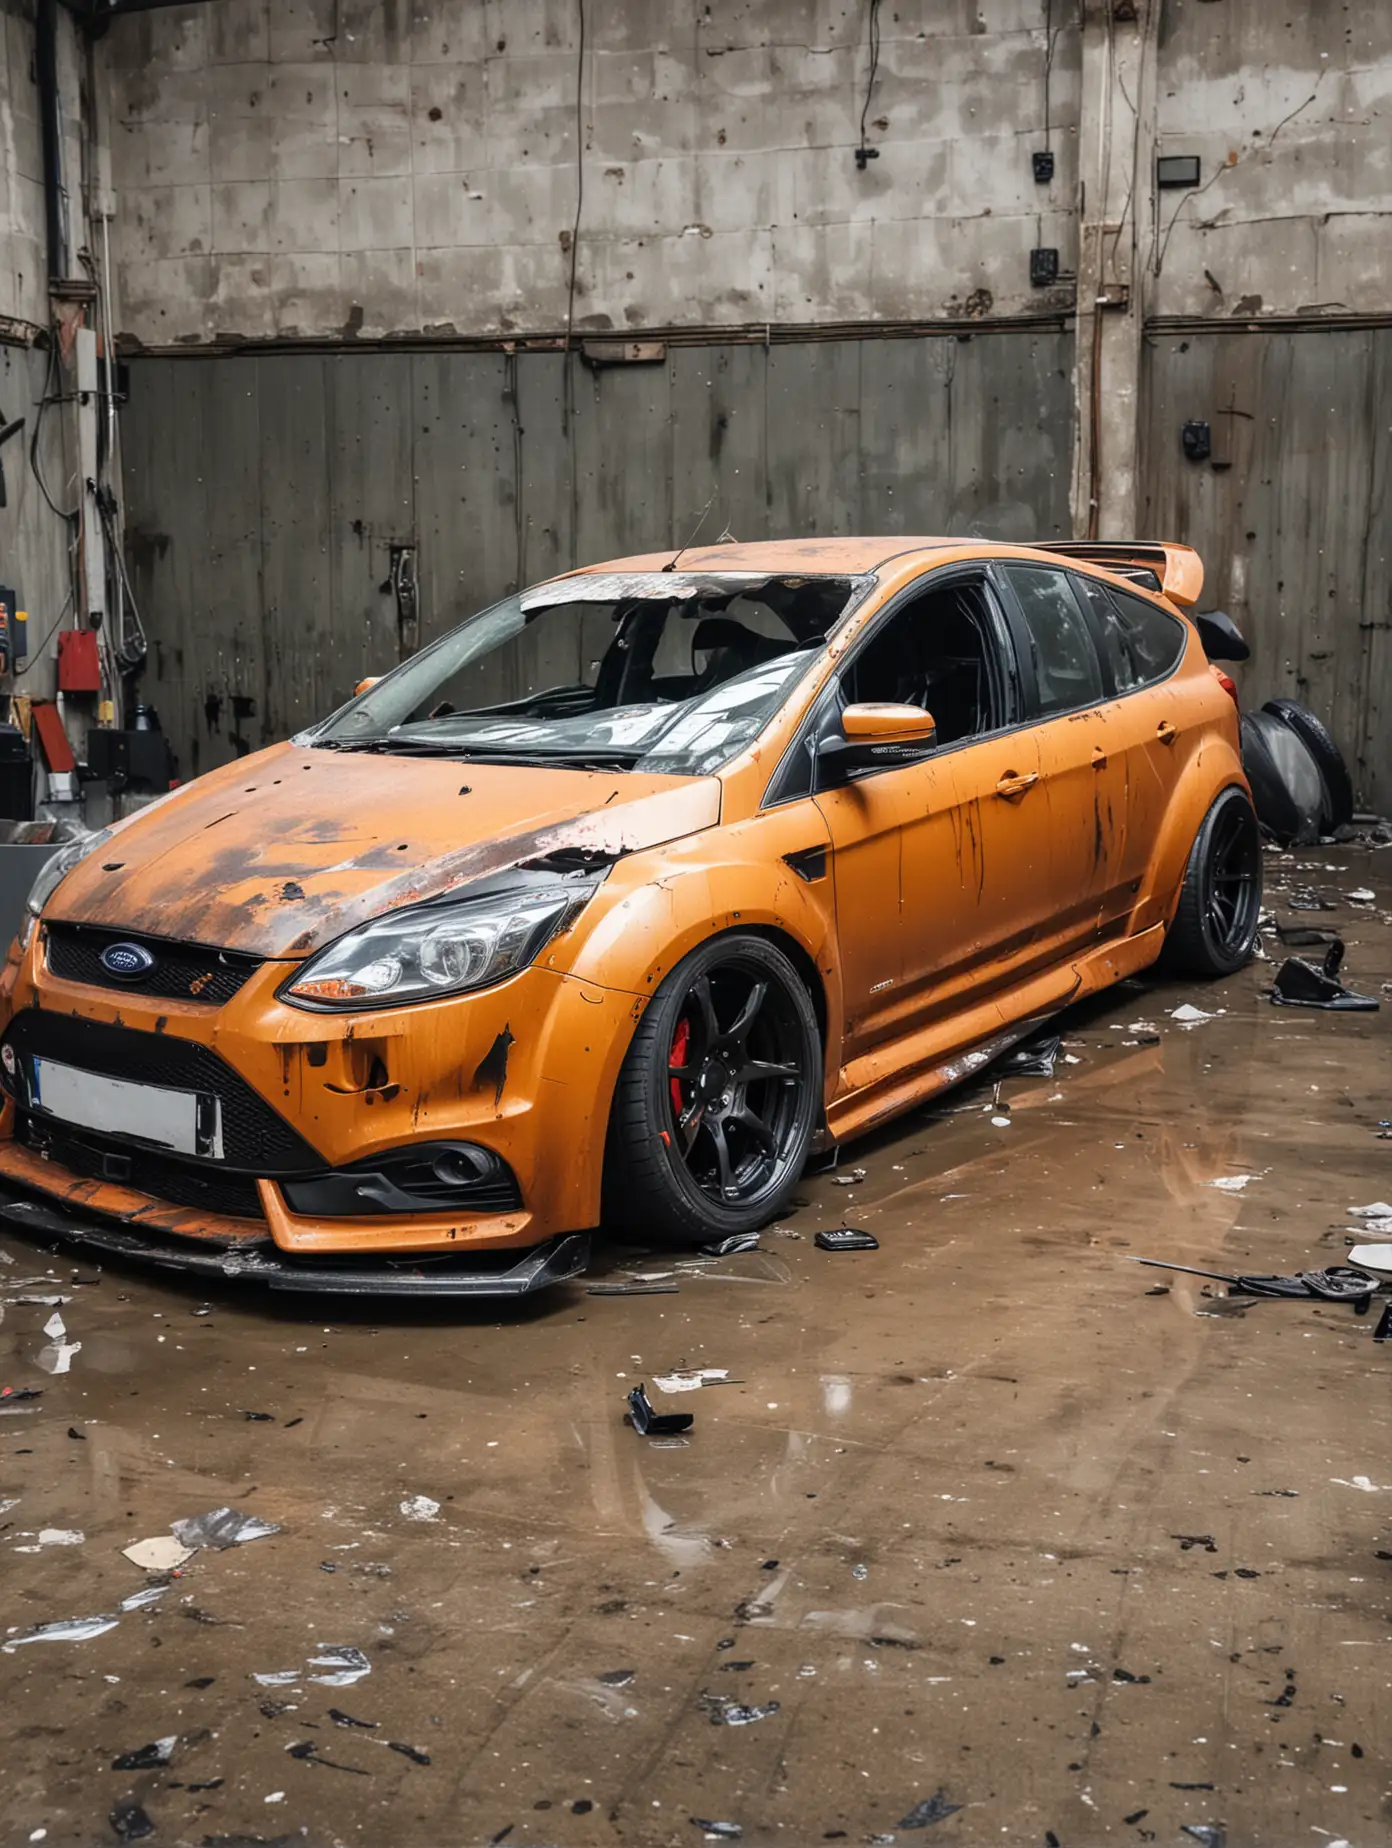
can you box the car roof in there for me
[562,538,962,577]
[555,537,1204,606]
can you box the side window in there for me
[1000,566,1104,716]
[842,579,1006,746]
[1076,577,1186,691]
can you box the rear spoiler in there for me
[1030,541,1204,608]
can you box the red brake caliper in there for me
[669,1016,691,1119]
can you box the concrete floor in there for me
[2,843,1389,1848]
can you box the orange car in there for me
[0,538,1260,1294]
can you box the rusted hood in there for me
[52,743,721,958]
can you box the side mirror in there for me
[818,703,938,787]
[1193,610,1250,663]
[354,675,382,697]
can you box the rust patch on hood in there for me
[49,743,721,959]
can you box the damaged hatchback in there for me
[0,538,1262,1292]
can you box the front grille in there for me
[1,1011,323,1173]
[17,1112,265,1219]
[45,923,261,1008]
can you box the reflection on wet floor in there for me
[1,845,1389,1845]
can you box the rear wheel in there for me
[1161,786,1263,976]
[603,934,821,1246]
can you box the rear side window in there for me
[1076,577,1187,693]
[1000,566,1104,716]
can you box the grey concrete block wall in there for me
[1151,0,1392,320]
[104,0,1081,345]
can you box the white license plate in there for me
[30,1057,223,1160]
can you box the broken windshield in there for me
[310,572,867,775]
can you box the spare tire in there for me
[1240,711,1325,845]
[1262,699,1354,829]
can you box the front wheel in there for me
[603,933,821,1246]
[1161,786,1263,976]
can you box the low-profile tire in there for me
[1161,786,1264,977]
[1262,698,1354,829]
[603,932,821,1247]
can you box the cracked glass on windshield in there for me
[311,572,866,775]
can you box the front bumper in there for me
[0,1177,591,1296]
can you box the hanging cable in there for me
[563,0,586,361]
[855,0,882,169]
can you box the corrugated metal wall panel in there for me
[1142,326,1392,809]
[121,330,1075,781]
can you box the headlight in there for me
[18,829,113,948]
[281,882,597,1011]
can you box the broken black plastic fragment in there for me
[110,1802,156,1842]
[815,1227,879,1252]
[999,1031,1061,1078]
[1270,941,1379,1011]
[1131,1256,1375,1305]
[627,1383,694,1437]
[898,1789,963,1828]
[700,1231,761,1256]
[112,1738,177,1771]
[690,1822,743,1839]
[328,1708,378,1729]
[388,1741,432,1765]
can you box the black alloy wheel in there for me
[604,933,821,1245]
[1162,786,1263,976]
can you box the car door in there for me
[798,568,1043,1058]
[993,562,1132,953]
[1071,572,1192,928]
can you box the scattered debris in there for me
[0,1385,42,1404]
[119,1586,168,1612]
[387,1742,431,1765]
[699,1692,780,1725]
[1271,942,1379,1011]
[596,1669,635,1687]
[1170,1003,1218,1026]
[1172,1534,1217,1553]
[329,1708,378,1730]
[1346,887,1376,903]
[690,1822,742,1839]
[831,1169,867,1186]
[1203,1174,1260,1193]
[36,1308,81,1375]
[307,1645,372,1687]
[627,1384,694,1437]
[13,1528,83,1552]
[109,1800,155,1842]
[1000,1033,1061,1078]
[3,1613,119,1649]
[399,1496,441,1522]
[700,1233,760,1256]
[587,1279,681,1296]
[899,1790,964,1829]
[1130,1257,1375,1304]
[651,1369,730,1394]
[1180,1827,1226,1848]
[112,1737,177,1772]
[171,1508,281,1551]
[815,1228,879,1252]
[122,1536,194,1572]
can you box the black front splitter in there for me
[0,1182,590,1297]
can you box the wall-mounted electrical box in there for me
[1030,248,1060,287]
[1157,155,1201,189]
[1032,151,1054,183]
[57,629,102,693]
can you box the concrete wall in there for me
[118,329,1073,776]
[0,0,85,721]
[104,0,1080,346]
[0,0,49,330]
[1144,324,1392,812]
[1152,0,1392,321]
